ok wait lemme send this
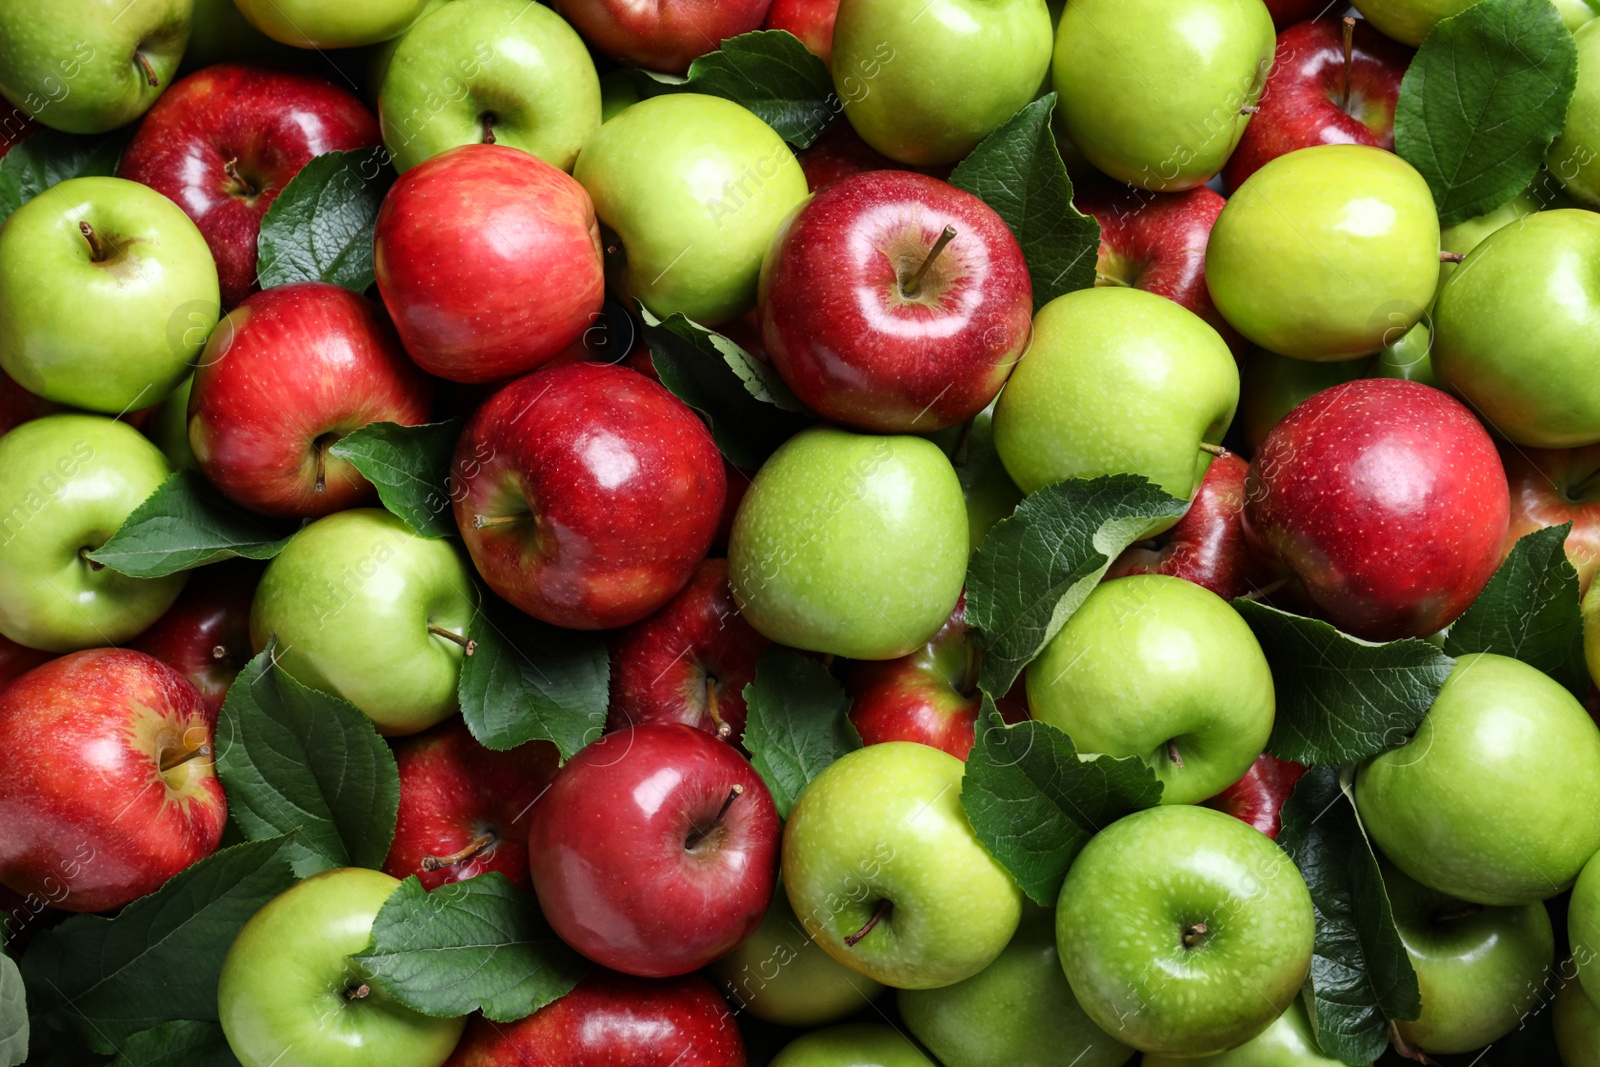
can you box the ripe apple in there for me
[551,0,773,74]
[1237,348,1365,450]
[1264,0,1331,26]
[1140,1000,1341,1066]
[796,119,950,193]
[1556,980,1600,1067]
[527,723,780,977]
[130,560,259,713]
[1560,0,1600,30]
[145,373,197,472]
[218,868,466,1067]
[452,363,725,630]
[958,405,1025,553]
[1436,189,1553,292]
[1504,442,1600,596]
[1056,805,1315,1056]
[1571,852,1600,1010]
[765,0,839,65]
[0,648,225,913]
[1367,320,1436,385]
[0,176,219,414]
[188,282,433,519]
[1352,0,1480,47]
[846,596,986,760]
[771,1024,933,1066]
[759,170,1032,432]
[1202,753,1307,840]
[233,0,436,47]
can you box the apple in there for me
[770,1024,933,1066]
[1237,349,1365,450]
[145,373,197,472]
[759,170,1032,432]
[1561,0,1600,30]
[118,63,381,309]
[0,176,219,414]
[1140,1000,1342,1065]
[765,0,839,65]
[1056,804,1315,1056]
[797,119,950,192]
[1351,0,1481,47]
[1243,379,1509,642]
[1571,852,1600,1014]
[0,370,57,437]
[452,363,725,630]
[233,0,437,48]
[957,405,1025,553]
[1366,320,1435,385]
[0,648,225,913]
[1437,188,1546,292]
[527,723,780,977]
[379,0,601,174]
[1356,653,1600,905]
[218,868,465,1067]
[728,426,968,661]
[783,741,1022,988]
[831,0,1052,166]
[1208,145,1440,361]
[0,414,186,652]
[1202,753,1307,841]
[1504,442,1600,596]
[991,287,1239,503]
[551,0,773,75]
[846,596,987,760]
[1556,980,1600,1067]
[188,282,433,519]
[183,0,298,69]
[130,560,259,713]
[1264,0,1333,26]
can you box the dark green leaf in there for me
[18,837,297,1055]
[328,420,462,539]
[0,129,121,221]
[216,651,399,877]
[680,30,836,148]
[353,874,585,1023]
[0,955,23,1067]
[256,148,393,292]
[966,475,1189,696]
[1234,601,1455,766]
[960,702,1162,906]
[1278,767,1421,1064]
[87,470,294,578]
[741,648,860,818]
[949,94,1100,309]
[109,1021,239,1067]
[1395,0,1578,225]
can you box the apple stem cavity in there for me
[844,898,891,948]
[1439,251,1465,264]
[78,222,107,263]
[134,51,159,88]
[685,784,744,850]
[78,546,105,571]
[421,831,496,872]
[481,112,498,145]
[160,743,213,773]
[1181,921,1209,949]
[1341,17,1357,113]
[428,625,477,656]
[900,225,958,298]
[222,157,259,198]
[346,983,372,1001]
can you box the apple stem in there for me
[900,226,957,298]
[1239,105,1260,114]
[481,112,498,145]
[78,222,107,263]
[428,626,477,656]
[222,158,258,198]
[1238,575,1292,603]
[1342,17,1357,113]
[1181,921,1209,948]
[844,898,891,948]
[421,831,496,872]
[1438,251,1465,264]
[134,52,159,88]
[160,743,213,772]
[1198,442,1227,458]
[346,983,372,1001]
[1167,741,1184,769]
[1094,271,1132,288]
[685,784,744,850]
[314,446,327,495]
[704,677,732,740]
[473,514,525,530]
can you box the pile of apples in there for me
[4,0,1600,1065]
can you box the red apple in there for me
[117,63,380,309]
[0,369,57,436]
[129,561,259,714]
[383,720,559,891]
[374,143,605,384]
[1223,18,1411,192]
[1203,753,1307,840]
[527,723,779,977]
[443,971,746,1066]
[848,596,981,760]
[1264,0,1331,27]
[188,281,433,519]
[759,170,1032,432]
[552,0,774,75]
[1503,443,1600,597]
[0,634,51,694]
[0,111,35,159]
[764,0,838,66]
[797,119,950,194]
[452,363,725,630]
[1243,379,1510,641]
[0,649,226,913]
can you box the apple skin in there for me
[1351,0,1481,47]
[1356,653,1600,906]
[1556,979,1600,1067]
[770,1024,933,1067]
[218,868,466,1067]
[1056,805,1315,1057]
[758,170,1032,433]
[379,0,601,174]
[1560,0,1600,30]
[1264,0,1331,26]
[233,0,436,48]
[765,0,839,65]
[130,560,259,713]
[0,176,220,414]
[118,63,380,310]
[452,363,725,631]
[552,0,773,75]
[796,119,951,193]
[443,971,747,1066]
[1201,753,1307,841]
[1571,853,1600,1017]
[1504,442,1600,597]
[1242,379,1509,642]
[728,427,968,661]
[846,596,987,760]
[0,414,186,652]
[0,648,225,913]
[782,741,1023,989]
[1139,999,1342,1066]
[1237,349,1366,450]
[375,143,606,383]
[958,405,1025,554]
[527,723,780,978]
[188,282,433,519]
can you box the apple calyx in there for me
[211,644,229,661]
[845,898,892,948]
[685,784,744,851]
[421,831,497,872]
[480,112,498,146]
[134,51,159,88]
[900,225,958,299]
[1180,921,1209,949]
[78,222,108,263]
[222,158,260,200]
[159,743,213,772]
[428,625,477,655]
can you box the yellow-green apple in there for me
[958,405,1024,553]
[1560,0,1600,29]
[1238,349,1365,450]
[1437,189,1548,292]
[765,0,839,65]
[233,0,436,47]
[1202,753,1306,840]
[1140,1000,1343,1065]
[771,1024,934,1066]
[1504,442,1600,596]
[1556,979,1600,1067]
[1350,0,1475,45]
[1571,852,1600,1010]
[131,560,259,712]
[552,0,774,74]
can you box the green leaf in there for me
[1233,601,1455,766]
[87,470,294,578]
[108,1021,239,1067]
[18,837,298,1055]
[949,94,1101,310]
[256,148,393,292]
[353,874,585,1023]
[328,420,462,539]
[741,648,860,818]
[640,308,813,469]
[216,651,400,877]
[0,129,121,222]
[0,955,24,1067]
[960,702,1162,906]
[1444,523,1588,695]
[1278,767,1421,1064]
[965,475,1189,696]
[1395,0,1578,226]
[679,30,836,148]
[459,597,609,761]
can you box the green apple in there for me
[711,876,887,1027]
[1056,805,1315,1057]
[1553,21,1600,208]
[1356,653,1600,905]
[1570,851,1600,1005]
[831,0,1052,166]
[146,375,198,472]
[1350,0,1475,46]
[955,405,1023,553]
[1027,574,1274,806]
[1556,979,1600,1067]
[899,905,1133,1067]
[0,414,185,652]
[0,0,190,135]
[218,868,464,1067]
[782,742,1022,989]
[234,0,435,47]
[1558,0,1600,31]
[1207,145,1440,361]
[599,70,641,123]
[770,1024,934,1067]
[379,0,601,174]
[1366,321,1435,387]
[1140,1000,1343,1066]
[183,0,298,69]
[0,177,219,414]
[249,508,478,735]
[574,93,808,325]
[991,287,1238,503]
[366,0,452,99]
[728,426,967,661]
[1437,190,1543,291]
[1052,0,1275,190]
[1239,349,1364,451]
